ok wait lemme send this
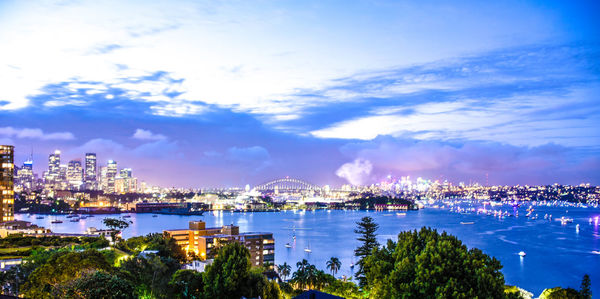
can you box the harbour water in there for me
[16,205,600,296]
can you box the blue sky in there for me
[0,0,599,187]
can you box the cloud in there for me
[335,159,373,185]
[0,127,75,140]
[336,136,600,185]
[132,129,167,141]
[267,44,600,148]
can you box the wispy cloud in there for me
[0,127,75,140]
[132,129,166,141]
[272,44,600,148]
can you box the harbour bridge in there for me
[254,177,321,192]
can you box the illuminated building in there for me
[0,145,15,222]
[45,150,61,189]
[84,153,97,190]
[67,159,83,190]
[99,166,108,192]
[164,221,275,268]
[120,168,132,178]
[58,164,68,190]
[106,160,117,193]
[16,160,34,191]
[115,169,137,194]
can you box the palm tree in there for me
[296,259,309,272]
[277,262,291,281]
[326,257,341,276]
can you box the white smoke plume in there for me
[335,158,373,185]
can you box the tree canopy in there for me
[203,242,281,299]
[59,270,136,299]
[22,249,113,298]
[362,227,506,298]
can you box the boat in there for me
[122,215,132,218]
[35,216,44,219]
[460,222,475,225]
[51,220,63,224]
[285,243,292,248]
[304,242,312,253]
[556,217,573,225]
[396,213,406,216]
[152,214,158,217]
[592,251,600,255]
[576,224,580,232]
[518,251,526,257]
[70,218,80,222]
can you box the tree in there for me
[540,287,581,299]
[59,270,136,299]
[168,269,204,299]
[277,262,292,281]
[102,218,130,242]
[203,243,253,298]
[580,274,591,299]
[22,250,112,298]
[362,227,506,298]
[119,254,180,298]
[323,279,362,299]
[326,257,342,276]
[354,216,379,287]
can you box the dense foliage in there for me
[349,194,417,210]
[116,233,187,262]
[59,270,136,299]
[362,227,506,298]
[203,242,281,299]
[22,250,113,298]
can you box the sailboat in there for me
[304,242,312,253]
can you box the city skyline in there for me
[1,1,599,187]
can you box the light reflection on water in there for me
[15,205,600,296]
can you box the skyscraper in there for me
[16,159,34,191]
[0,145,15,222]
[115,168,137,193]
[106,160,117,193]
[46,150,61,189]
[84,153,97,190]
[67,159,83,190]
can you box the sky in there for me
[1,0,599,188]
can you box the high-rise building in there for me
[106,160,117,193]
[84,153,97,190]
[58,164,68,190]
[16,160,34,191]
[45,150,63,189]
[119,168,132,178]
[48,150,60,177]
[67,159,83,190]
[99,166,108,192]
[0,145,15,222]
[115,168,137,193]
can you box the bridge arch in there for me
[254,177,321,192]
